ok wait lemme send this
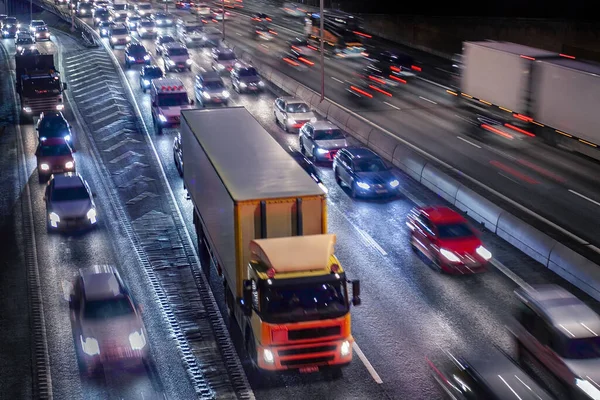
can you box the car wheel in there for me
[350,181,358,198]
[283,120,289,132]
[174,153,182,176]
[334,168,341,185]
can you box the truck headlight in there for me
[40,163,50,171]
[56,104,64,110]
[202,91,210,99]
[185,59,192,65]
[129,331,146,350]
[222,90,229,98]
[158,114,167,122]
[475,245,492,261]
[87,208,97,223]
[357,181,370,190]
[143,55,150,60]
[263,348,274,364]
[65,161,74,169]
[341,340,350,357]
[390,179,399,188]
[440,248,461,263]
[80,336,100,356]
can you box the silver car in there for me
[299,121,348,161]
[194,71,229,106]
[44,173,97,232]
[274,96,316,132]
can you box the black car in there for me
[2,17,19,38]
[154,34,175,55]
[36,111,74,146]
[251,12,271,22]
[230,62,264,93]
[15,33,35,53]
[150,12,172,27]
[286,147,324,188]
[93,8,110,26]
[124,43,150,68]
[332,147,399,198]
[139,65,164,92]
[253,24,276,41]
[97,21,114,37]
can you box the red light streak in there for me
[504,123,535,137]
[350,86,372,98]
[369,85,392,97]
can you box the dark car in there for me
[286,147,325,190]
[1,17,19,38]
[150,12,173,27]
[97,20,114,37]
[230,62,264,93]
[154,34,175,55]
[35,138,76,182]
[251,12,271,22]
[36,111,74,146]
[332,147,399,198]
[253,24,276,41]
[76,2,94,17]
[15,33,36,53]
[93,8,110,26]
[173,131,183,176]
[139,65,164,92]
[124,43,150,68]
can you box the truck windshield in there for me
[262,281,348,323]
[22,78,61,96]
[157,93,188,106]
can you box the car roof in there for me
[16,32,32,38]
[311,121,340,130]
[40,111,64,120]
[418,206,465,224]
[516,285,600,339]
[199,71,221,80]
[52,173,85,189]
[279,96,304,104]
[343,146,379,159]
[165,42,186,49]
[80,265,126,301]
[153,77,184,87]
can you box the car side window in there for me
[417,215,435,236]
[529,312,551,346]
[305,125,313,138]
[340,154,351,168]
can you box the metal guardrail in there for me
[32,0,98,47]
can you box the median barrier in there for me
[327,104,351,128]
[454,186,503,232]
[420,164,461,205]
[259,64,273,81]
[313,98,333,117]
[496,213,555,266]
[294,86,314,104]
[281,79,301,96]
[366,129,398,162]
[345,115,373,144]
[269,71,285,89]
[392,145,428,181]
[548,243,600,302]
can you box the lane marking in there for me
[236,32,242,36]
[419,96,437,105]
[498,172,521,186]
[344,79,353,84]
[260,43,269,49]
[490,160,538,185]
[490,259,533,291]
[355,227,388,256]
[416,75,453,90]
[569,190,600,207]
[456,136,481,148]
[383,101,400,110]
[353,342,383,384]
[330,76,344,83]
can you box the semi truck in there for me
[459,41,600,159]
[181,107,361,375]
[15,52,67,121]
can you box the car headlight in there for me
[56,104,64,111]
[316,148,328,154]
[341,340,351,357]
[167,60,175,66]
[111,37,117,42]
[263,348,274,364]
[65,161,74,169]
[129,331,146,350]
[23,106,32,113]
[80,336,100,356]
[63,134,71,141]
[101,29,107,34]
[440,248,461,263]
[202,91,210,99]
[125,36,131,41]
[258,81,264,87]
[310,117,317,122]
[127,56,135,61]
[81,9,86,13]
[240,82,247,88]
[222,90,229,98]
[35,33,40,37]
[139,27,146,32]
[143,55,150,60]
[143,79,150,85]
[357,181,370,190]
[40,163,50,171]
[40,136,47,141]
[49,212,60,227]
[185,59,192,65]
[475,245,492,261]
[127,11,131,16]
[390,179,399,188]
[217,63,225,70]
[158,114,167,122]
[95,17,100,22]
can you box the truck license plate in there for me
[299,366,319,373]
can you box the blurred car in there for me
[18,47,40,56]
[273,97,315,132]
[17,23,30,35]
[44,173,96,231]
[36,111,74,146]
[150,12,172,27]
[36,138,75,182]
[476,115,534,142]
[361,62,408,89]
[108,24,130,48]
[93,8,110,26]
[286,146,326,191]
[407,206,492,273]
[134,2,153,17]
[136,19,156,38]
[33,26,50,41]
[139,65,164,92]
[190,3,211,15]
[69,265,148,375]
[175,0,193,9]
[512,285,600,400]
[199,26,221,47]
[288,37,317,56]
[125,15,141,30]
[299,121,348,161]
[194,71,229,106]
[369,51,419,80]
[124,43,150,68]
[109,3,130,22]
[76,2,94,17]
[15,32,36,53]
[253,24,276,41]
[155,34,175,55]
[29,20,47,33]
[230,62,264,93]
[427,347,555,400]
[93,0,110,9]
[251,12,271,22]
[97,20,114,37]
[282,2,305,17]
[162,42,192,72]
[173,131,183,176]
[210,8,230,21]
[1,17,19,38]
[333,147,399,198]
[211,46,237,72]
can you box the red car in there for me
[406,206,492,274]
[35,138,75,182]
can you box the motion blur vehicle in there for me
[308,11,366,58]
[109,3,130,22]
[361,62,409,90]
[407,206,492,273]
[150,78,195,134]
[76,2,94,17]
[299,121,348,161]
[211,46,237,72]
[475,115,534,143]
[176,18,205,47]
[29,20,47,33]
[154,34,175,55]
[35,138,75,182]
[210,8,230,21]
[93,8,110,26]
[33,25,50,41]
[134,2,153,17]
[251,12,271,22]
[333,147,399,198]
[512,285,600,400]
[125,15,141,30]
[282,2,305,17]
[199,26,221,47]
[253,24,276,41]
[44,173,96,232]
[0,15,7,25]
[288,37,318,56]
[194,71,229,106]
[93,0,110,9]
[124,43,150,68]
[108,23,130,48]
[97,21,114,37]
[150,12,172,26]
[17,23,29,35]
[190,3,211,16]
[139,65,163,92]
[173,131,183,176]
[37,111,74,145]
[136,19,156,38]
[274,97,316,132]
[175,0,192,9]
[162,42,192,72]
[1,17,19,38]
[286,146,326,190]
[230,62,264,93]
[15,33,35,53]
[427,347,555,400]
[371,50,420,77]
[69,265,148,375]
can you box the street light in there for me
[221,0,225,41]
[319,0,324,102]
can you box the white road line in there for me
[344,79,353,84]
[353,342,383,384]
[416,75,453,90]
[456,136,481,148]
[498,172,521,186]
[569,190,600,207]
[236,32,242,36]
[491,259,533,291]
[419,96,437,105]
[355,227,388,256]
[330,76,344,83]
[260,43,269,49]
[383,101,400,110]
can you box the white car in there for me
[29,19,46,32]
[69,265,148,375]
[44,173,97,232]
[134,2,153,17]
[274,96,316,132]
[162,42,192,71]
[190,3,210,16]
[299,121,348,161]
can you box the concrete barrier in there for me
[314,99,333,117]
[327,104,351,128]
[496,213,556,266]
[548,243,600,301]
[345,115,373,145]
[454,186,503,232]
[392,145,428,181]
[420,164,461,205]
[269,71,285,89]
[366,129,399,162]
[294,86,314,104]
[282,79,301,96]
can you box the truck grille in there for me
[24,97,60,113]
[278,345,337,357]
[288,326,341,341]
[281,356,334,367]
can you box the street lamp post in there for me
[319,0,324,102]
[30,0,32,24]
[221,0,225,42]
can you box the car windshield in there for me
[286,102,310,113]
[436,222,474,239]
[353,158,387,172]
[138,4,152,9]
[239,68,258,77]
[157,93,188,106]
[217,52,236,61]
[83,297,135,320]
[144,68,163,78]
[159,36,174,43]
[262,281,348,323]
[559,336,600,360]
[129,45,146,53]
[5,18,17,24]
[36,26,48,32]
[39,144,71,156]
[114,4,127,10]
[32,21,44,27]
[112,28,128,35]
[140,21,155,27]
[314,128,345,141]
[17,38,34,44]
[80,4,92,9]
[39,117,67,133]
[204,80,224,89]
[96,10,109,16]
[51,186,89,202]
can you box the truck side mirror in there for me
[242,279,253,316]
[63,82,67,90]
[351,280,361,306]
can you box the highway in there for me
[1,2,600,399]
